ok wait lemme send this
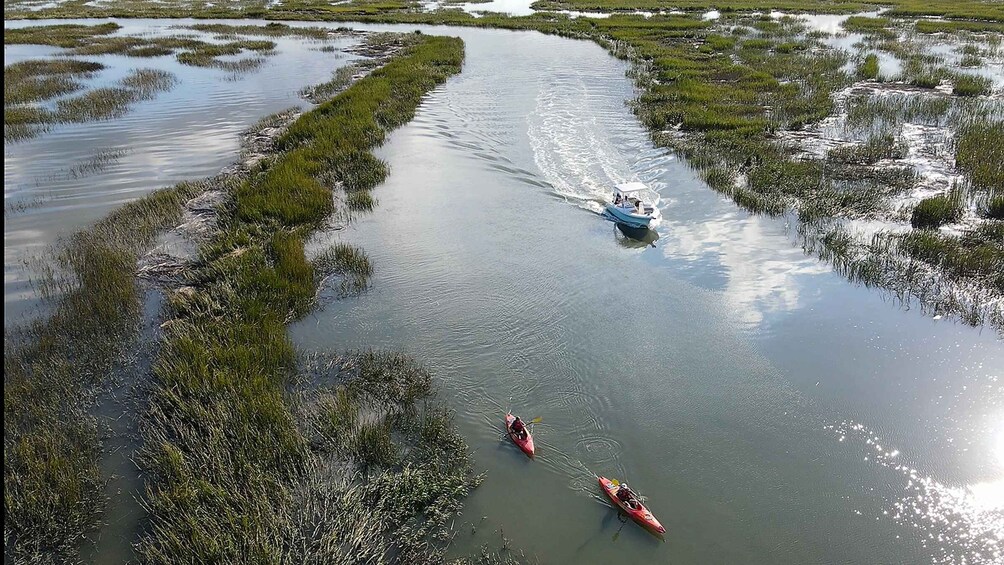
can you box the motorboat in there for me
[604,182,660,228]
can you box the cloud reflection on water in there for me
[658,207,831,329]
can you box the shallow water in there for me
[4,19,363,320]
[5,18,1004,565]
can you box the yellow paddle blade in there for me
[611,478,620,486]
[530,417,543,424]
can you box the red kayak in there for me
[505,412,535,458]
[598,476,666,534]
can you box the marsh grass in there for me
[956,120,1004,192]
[137,35,466,562]
[4,178,210,562]
[4,59,104,106]
[4,59,106,139]
[56,86,136,121]
[952,73,992,97]
[7,23,288,77]
[34,147,129,184]
[915,20,1004,35]
[806,225,1003,331]
[845,94,952,131]
[856,53,879,80]
[827,134,907,165]
[284,350,482,561]
[3,22,121,48]
[300,63,361,103]
[5,63,177,139]
[119,68,178,99]
[899,222,1004,292]
[56,68,177,121]
[173,39,277,72]
[843,16,897,40]
[186,22,349,40]
[4,106,54,141]
[4,74,83,105]
[985,195,1004,220]
[346,188,376,210]
[960,54,982,67]
[313,242,373,296]
[911,187,965,229]
[6,24,201,58]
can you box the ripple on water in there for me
[576,435,624,465]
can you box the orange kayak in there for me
[598,476,666,534]
[505,412,535,458]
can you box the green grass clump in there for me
[175,43,240,65]
[3,23,121,48]
[4,107,54,141]
[187,22,338,39]
[120,68,178,99]
[229,39,277,52]
[313,242,373,295]
[4,59,104,121]
[956,120,1004,192]
[347,188,377,210]
[845,94,952,131]
[843,16,897,40]
[353,419,399,467]
[54,68,177,122]
[55,87,137,121]
[5,74,83,105]
[5,23,288,74]
[857,53,879,80]
[300,63,361,103]
[828,134,906,165]
[916,20,1004,35]
[960,54,982,67]
[5,59,104,85]
[952,73,992,96]
[175,40,276,72]
[295,350,481,561]
[899,222,1004,292]
[910,73,942,89]
[235,148,331,225]
[911,190,964,229]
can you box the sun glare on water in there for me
[830,419,1004,564]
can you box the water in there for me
[292,23,1004,564]
[5,19,1004,564]
[4,19,364,320]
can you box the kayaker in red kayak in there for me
[510,416,528,440]
[598,476,666,534]
[616,483,640,509]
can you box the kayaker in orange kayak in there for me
[616,483,640,509]
[510,416,528,440]
[598,477,666,534]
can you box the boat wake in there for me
[526,67,669,223]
